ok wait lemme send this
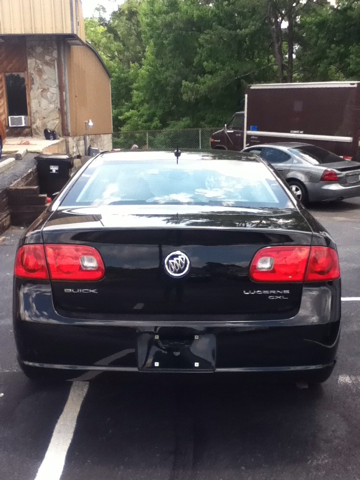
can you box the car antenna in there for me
[174,145,181,164]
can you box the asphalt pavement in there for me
[1,199,360,480]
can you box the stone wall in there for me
[65,134,113,156]
[27,37,62,137]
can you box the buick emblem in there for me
[164,251,191,278]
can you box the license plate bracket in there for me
[347,174,360,184]
[137,333,216,371]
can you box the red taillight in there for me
[44,245,105,281]
[250,246,310,282]
[15,245,49,280]
[250,246,340,283]
[305,246,340,282]
[321,169,339,182]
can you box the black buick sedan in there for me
[13,151,341,383]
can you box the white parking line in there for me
[338,375,360,387]
[341,298,360,301]
[34,381,89,480]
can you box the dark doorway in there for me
[5,73,28,116]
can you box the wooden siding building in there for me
[0,0,112,154]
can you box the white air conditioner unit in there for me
[8,116,29,128]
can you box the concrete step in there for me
[0,157,16,174]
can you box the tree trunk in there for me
[287,5,294,82]
[267,0,284,83]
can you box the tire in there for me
[288,180,309,206]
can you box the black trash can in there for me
[35,154,74,197]
[88,146,100,157]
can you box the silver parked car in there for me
[242,142,360,205]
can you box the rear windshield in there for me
[293,145,343,164]
[62,160,292,208]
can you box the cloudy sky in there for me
[82,0,337,19]
[82,0,123,18]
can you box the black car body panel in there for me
[13,151,341,381]
[40,206,312,316]
[15,318,340,374]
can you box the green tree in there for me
[296,0,360,81]
[85,0,144,130]
[85,17,119,72]
[87,0,360,132]
[123,0,209,130]
[182,0,275,124]
[266,0,329,82]
[123,0,276,131]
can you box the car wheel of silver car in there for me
[288,180,308,206]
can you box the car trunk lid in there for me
[324,161,360,185]
[42,206,313,318]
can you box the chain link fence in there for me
[112,128,220,150]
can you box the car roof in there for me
[97,149,261,163]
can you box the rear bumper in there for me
[307,181,360,202]
[14,283,341,375]
[17,322,340,374]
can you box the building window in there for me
[5,73,28,116]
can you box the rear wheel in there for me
[288,180,309,206]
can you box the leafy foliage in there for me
[85,0,144,131]
[296,0,360,81]
[85,0,360,131]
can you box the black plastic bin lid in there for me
[35,154,74,167]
